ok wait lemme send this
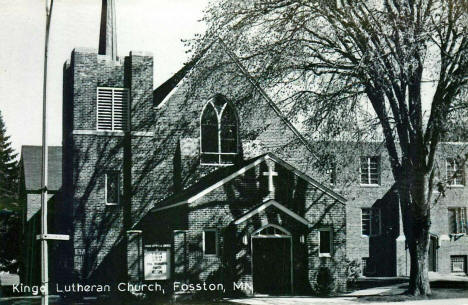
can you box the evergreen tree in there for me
[0,110,19,272]
[0,110,18,199]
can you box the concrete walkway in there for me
[228,298,468,305]
[228,297,357,305]
[227,273,468,305]
[429,271,468,282]
[345,284,407,296]
[345,272,468,296]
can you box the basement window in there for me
[451,256,467,273]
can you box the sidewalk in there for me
[429,271,468,282]
[227,297,468,305]
[227,273,468,305]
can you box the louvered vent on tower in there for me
[97,87,129,131]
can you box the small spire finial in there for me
[98,0,117,60]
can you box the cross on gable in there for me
[263,165,278,194]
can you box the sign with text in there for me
[144,244,171,280]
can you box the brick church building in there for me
[20,0,468,297]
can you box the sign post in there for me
[39,1,69,305]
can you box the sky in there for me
[0,0,210,155]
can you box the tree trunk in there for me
[398,170,432,296]
[407,230,431,295]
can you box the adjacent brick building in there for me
[321,141,468,277]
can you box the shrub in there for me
[314,266,334,296]
[346,259,361,288]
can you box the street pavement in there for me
[2,295,468,305]
[227,297,468,305]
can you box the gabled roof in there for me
[152,39,318,159]
[21,146,62,192]
[151,153,346,213]
[150,154,267,212]
[153,42,214,108]
[233,199,311,227]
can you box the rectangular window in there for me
[360,156,380,185]
[97,87,129,131]
[203,229,218,255]
[362,208,381,236]
[362,209,371,235]
[74,248,85,269]
[319,228,332,257]
[361,258,368,275]
[451,256,466,273]
[327,161,337,185]
[105,171,120,205]
[446,158,464,186]
[448,208,467,234]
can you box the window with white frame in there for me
[362,208,381,236]
[360,156,380,185]
[200,95,238,165]
[203,229,218,255]
[105,171,120,205]
[448,207,467,234]
[327,160,337,185]
[361,257,368,275]
[74,248,85,269]
[446,158,464,186]
[319,228,332,257]
[451,256,466,273]
[97,87,129,131]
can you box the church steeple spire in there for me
[98,0,117,60]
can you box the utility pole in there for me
[38,1,69,305]
[40,1,53,304]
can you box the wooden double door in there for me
[252,237,292,295]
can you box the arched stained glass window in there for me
[200,96,239,165]
[221,104,237,153]
[201,103,219,153]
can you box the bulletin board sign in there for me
[144,244,171,280]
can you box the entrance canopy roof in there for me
[233,199,312,228]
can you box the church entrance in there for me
[251,224,292,295]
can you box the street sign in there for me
[36,234,70,241]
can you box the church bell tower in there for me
[60,0,155,283]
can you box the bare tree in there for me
[190,0,468,295]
